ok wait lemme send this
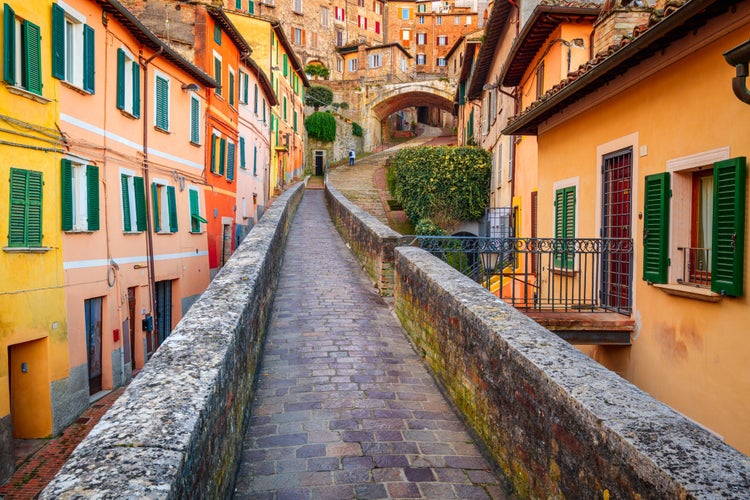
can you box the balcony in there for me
[412,236,635,345]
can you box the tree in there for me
[307,85,334,111]
[305,112,336,142]
[304,63,330,80]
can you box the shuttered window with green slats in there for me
[227,142,236,181]
[214,56,222,96]
[711,157,746,296]
[229,69,236,107]
[116,48,140,117]
[4,5,42,95]
[52,3,95,93]
[253,145,258,176]
[248,1,255,14]
[121,173,146,232]
[253,83,258,114]
[155,74,169,130]
[554,186,575,268]
[8,168,43,247]
[190,95,200,144]
[282,54,288,77]
[239,136,246,168]
[152,183,178,234]
[642,173,670,284]
[61,159,99,231]
[189,189,207,233]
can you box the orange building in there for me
[503,0,750,455]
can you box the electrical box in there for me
[142,315,154,332]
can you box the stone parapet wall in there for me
[325,183,408,295]
[394,246,750,498]
[41,182,306,499]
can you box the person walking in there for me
[349,149,356,166]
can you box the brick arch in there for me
[367,79,456,122]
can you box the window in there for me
[52,3,95,92]
[400,57,407,73]
[401,8,410,19]
[293,0,302,13]
[253,82,258,113]
[248,1,255,14]
[466,15,472,25]
[228,67,236,107]
[554,185,576,268]
[416,54,426,65]
[116,48,140,117]
[321,7,330,27]
[62,159,99,232]
[336,58,343,72]
[310,32,318,49]
[3,4,43,95]
[417,4,426,13]
[226,141,236,181]
[211,132,226,176]
[214,53,222,96]
[120,171,146,233]
[348,58,358,72]
[253,145,258,176]
[644,156,747,296]
[239,70,249,104]
[154,73,169,131]
[401,30,410,41]
[293,109,298,132]
[262,98,267,123]
[282,54,288,77]
[283,96,287,121]
[336,30,345,47]
[436,16,442,25]
[369,53,381,68]
[375,21,380,35]
[8,168,43,247]
[239,136,246,168]
[152,182,178,233]
[418,15,424,24]
[374,2,382,15]
[214,24,221,45]
[455,15,460,24]
[335,7,345,21]
[357,0,365,6]
[437,35,448,46]
[436,57,446,67]
[293,27,304,45]
[358,16,367,29]
[235,0,242,9]
[416,33,426,45]
[190,95,200,144]
[188,188,207,233]
[536,61,544,99]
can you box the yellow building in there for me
[0,0,82,481]
[503,0,750,455]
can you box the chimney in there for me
[592,0,652,56]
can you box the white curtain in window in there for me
[698,175,713,271]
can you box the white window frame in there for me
[190,93,201,144]
[120,168,140,233]
[294,27,303,45]
[437,57,446,67]
[416,53,426,65]
[402,29,410,41]
[187,186,205,234]
[153,69,171,131]
[336,58,343,73]
[58,0,86,88]
[213,50,223,97]
[416,33,426,45]
[67,158,90,231]
[374,1,382,15]
[321,7,330,27]
[369,53,382,68]
[436,16,442,25]
[400,57,407,72]
[152,178,173,234]
[348,58,359,72]
[437,35,448,46]
[120,46,138,116]
[418,15,424,24]
[293,0,303,13]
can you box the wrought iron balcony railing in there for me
[677,246,711,287]
[411,237,634,315]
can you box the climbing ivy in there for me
[304,112,336,142]
[352,122,363,137]
[391,146,491,230]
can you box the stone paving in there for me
[233,189,508,499]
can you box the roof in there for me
[97,0,218,88]
[270,21,311,88]
[466,0,514,100]
[445,28,483,61]
[207,7,253,57]
[503,0,737,135]
[243,55,278,107]
[500,2,602,88]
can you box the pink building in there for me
[58,0,217,397]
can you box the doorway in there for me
[314,150,325,176]
[221,222,232,267]
[127,287,136,369]
[601,148,633,313]
[9,338,52,438]
[85,297,103,394]
[155,280,173,346]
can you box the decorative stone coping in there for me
[41,181,306,499]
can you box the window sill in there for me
[120,109,139,120]
[154,126,171,135]
[190,140,201,147]
[61,80,92,96]
[293,10,303,15]
[123,231,144,235]
[551,266,576,277]
[5,84,51,104]
[64,229,95,234]
[3,246,52,253]
[653,283,723,303]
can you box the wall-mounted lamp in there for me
[271,66,280,71]
[482,83,497,90]
[724,38,750,105]
[181,83,201,92]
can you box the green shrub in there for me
[352,122,363,137]
[307,85,333,110]
[304,112,336,142]
[391,146,491,230]
[304,63,330,79]
[414,218,446,236]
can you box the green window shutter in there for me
[642,173,670,284]
[210,135,218,173]
[9,168,42,247]
[167,186,178,232]
[121,174,132,231]
[248,1,255,14]
[134,176,147,231]
[214,24,221,45]
[283,96,287,121]
[229,71,235,106]
[83,24,95,93]
[459,82,466,106]
[61,160,73,231]
[26,170,43,246]
[467,109,474,139]
[24,20,42,95]
[151,183,160,232]
[253,83,258,113]
[4,3,15,85]
[51,3,65,79]
[253,145,257,176]
[116,49,125,110]
[227,142,236,180]
[155,76,168,129]
[711,157,746,296]
[554,186,575,268]
[132,61,140,117]
[214,58,222,96]
[219,138,226,176]
[283,54,288,77]
[239,136,246,167]
[243,73,248,104]
[236,0,242,8]
[189,189,200,233]
[190,97,200,143]
[294,110,298,132]
[87,165,99,231]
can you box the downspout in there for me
[723,39,750,105]
[509,2,519,235]
[140,46,163,351]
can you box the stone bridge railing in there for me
[41,181,307,499]
[325,183,750,497]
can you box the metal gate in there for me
[156,280,173,346]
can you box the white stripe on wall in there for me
[64,251,209,270]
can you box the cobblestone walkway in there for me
[233,190,508,499]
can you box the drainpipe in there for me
[724,39,750,105]
[140,47,163,350]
